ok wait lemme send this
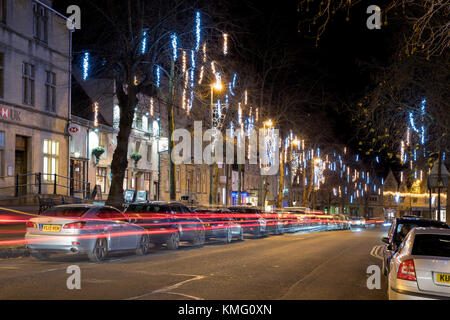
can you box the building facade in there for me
[0,0,71,198]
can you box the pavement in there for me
[0,227,389,300]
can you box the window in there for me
[0,0,6,23]
[45,71,56,111]
[33,3,48,42]
[0,131,4,176]
[165,168,169,192]
[43,139,59,181]
[0,53,3,98]
[22,63,34,105]
[96,167,107,193]
[147,143,152,162]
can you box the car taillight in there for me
[397,259,416,281]
[63,221,86,229]
[26,221,37,228]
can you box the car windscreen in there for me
[42,207,89,218]
[412,234,450,258]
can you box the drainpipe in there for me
[67,28,73,196]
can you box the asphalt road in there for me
[0,227,389,300]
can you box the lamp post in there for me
[209,81,222,205]
[427,151,449,221]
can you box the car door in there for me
[96,208,122,251]
[113,210,139,250]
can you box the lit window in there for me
[43,139,59,181]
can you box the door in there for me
[15,136,28,196]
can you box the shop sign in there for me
[0,106,21,121]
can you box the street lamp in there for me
[209,82,223,205]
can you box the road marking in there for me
[370,245,384,260]
[165,292,204,300]
[125,274,205,300]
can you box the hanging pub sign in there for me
[68,123,80,135]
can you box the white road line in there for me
[165,292,204,300]
[370,245,384,260]
[125,274,205,300]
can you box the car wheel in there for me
[166,231,180,250]
[136,233,150,256]
[31,250,51,261]
[224,227,232,244]
[192,228,205,246]
[88,237,108,262]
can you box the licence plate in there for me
[41,225,61,233]
[241,219,244,222]
[205,223,210,227]
[435,273,450,285]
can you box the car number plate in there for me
[435,273,450,285]
[41,225,61,232]
[205,223,210,227]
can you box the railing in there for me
[0,172,91,199]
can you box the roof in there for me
[410,227,450,236]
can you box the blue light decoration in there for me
[195,11,201,52]
[345,186,347,194]
[229,82,234,96]
[395,194,400,203]
[355,154,359,162]
[232,73,237,88]
[373,184,376,192]
[170,33,178,61]
[317,148,320,157]
[141,30,147,54]
[421,125,425,145]
[350,195,353,203]
[443,152,446,161]
[414,149,417,161]
[82,51,89,81]
[190,50,195,86]
[381,178,384,185]
[217,99,221,117]
[409,112,419,133]
[376,156,379,163]
[155,66,160,87]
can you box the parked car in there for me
[25,204,150,262]
[193,207,244,242]
[338,214,351,230]
[349,216,367,228]
[388,227,450,300]
[278,207,307,232]
[381,217,449,276]
[227,206,267,237]
[125,201,205,250]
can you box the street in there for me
[0,228,388,300]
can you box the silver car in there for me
[388,227,450,300]
[25,204,150,262]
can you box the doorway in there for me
[15,135,28,196]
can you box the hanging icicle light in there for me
[155,66,160,87]
[93,102,99,127]
[238,103,242,125]
[202,43,207,62]
[195,11,201,52]
[223,33,228,55]
[198,66,204,84]
[82,51,89,81]
[170,33,178,61]
[141,30,147,54]
[244,90,248,105]
[182,50,187,73]
[150,97,154,116]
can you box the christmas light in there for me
[93,102,99,127]
[182,50,187,73]
[202,43,207,62]
[223,33,228,55]
[141,30,147,54]
[170,33,178,61]
[244,90,248,105]
[198,66,204,84]
[82,51,89,81]
[150,97,154,116]
[238,103,242,125]
[155,66,160,87]
[195,11,201,52]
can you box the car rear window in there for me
[412,234,450,258]
[128,205,170,213]
[42,207,89,218]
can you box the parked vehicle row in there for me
[381,216,450,300]
[25,203,355,262]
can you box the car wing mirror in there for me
[381,237,390,244]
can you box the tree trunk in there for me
[277,153,284,208]
[106,79,137,208]
[238,164,242,205]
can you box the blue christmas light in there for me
[170,33,178,61]
[355,154,359,162]
[195,11,201,52]
[155,66,160,87]
[141,30,147,54]
[409,112,419,133]
[232,73,237,88]
[376,156,379,163]
[82,51,89,81]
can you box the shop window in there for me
[22,63,35,105]
[43,139,59,181]
[96,167,107,194]
[45,71,56,111]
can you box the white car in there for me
[388,227,450,300]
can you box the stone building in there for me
[0,0,71,198]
